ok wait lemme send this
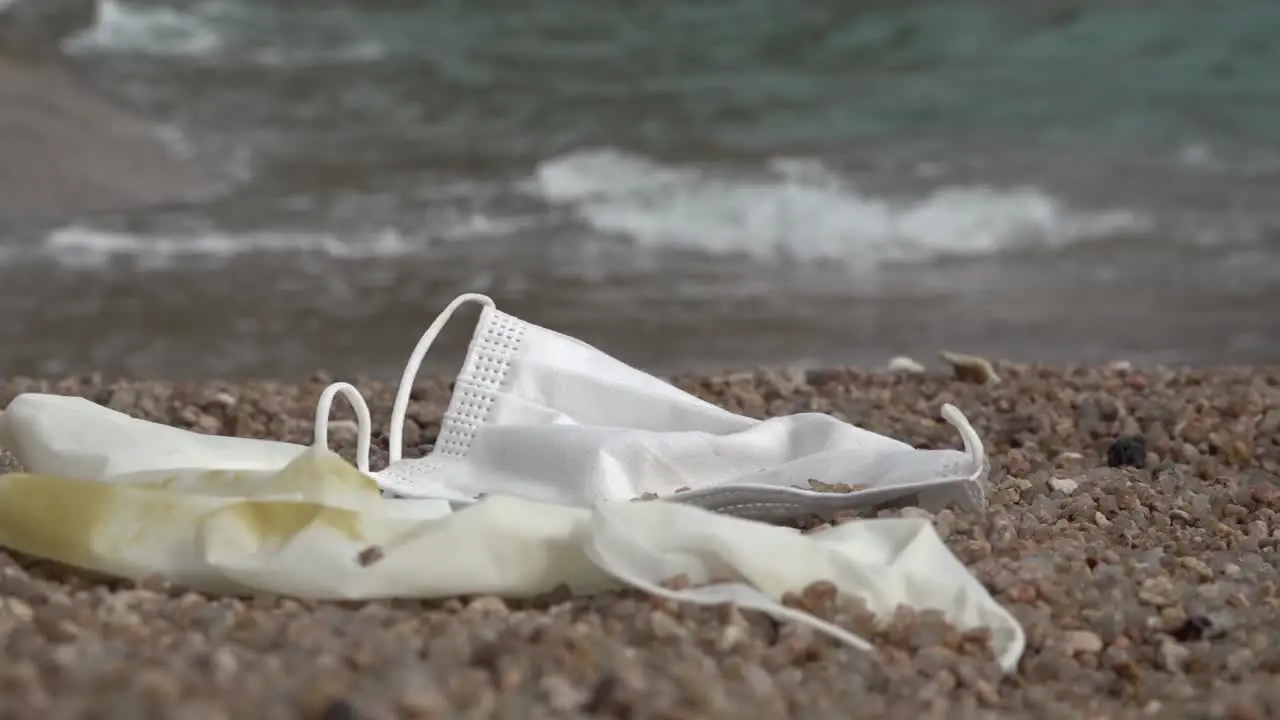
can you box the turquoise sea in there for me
[0,0,1277,377]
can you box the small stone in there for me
[1049,477,1079,495]
[1170,615,1217,642]
[1226,648,1256,676]
[50,644,81,668]
[1223,701,1265,720]
[716,623,745,652]
[1258,407,1280,434]
[938,351,999,384]
[4,597,34,622]
[971,679,1000,706]
[1158,640,1190,672]
[327,419,360,438]
[580,675,624,714]
[355,546,384,567]
[1054,451,1086,469]
[106,385,140,411]
[1179,557,1214,582]
[740,663,776,696]
[887,356,926,374]
[1063,629,1103,655]
[134,668,182,707]
[540,675,587,712]
[648,611,686,640]
[191,411,220,433]
[316,698,359,720]
[210,648,238,684]
[396,684,446,718]
[1106,436,1147,468]
[1138,576,1178,607]
[297,673,355,719]
[806,479,869,493]
[804,368,846,386]
[465,596,509,616]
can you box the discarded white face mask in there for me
[0,299,1020,672]
[349,293,988,522]
[0,446,1024,672]
[0,381,375,479]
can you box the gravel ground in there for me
[1,364,1279,719]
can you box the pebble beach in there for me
[1,364,1279,719]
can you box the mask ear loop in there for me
[313,381,373,473]
[938,402,989,509]
[940,403,986,474]
[388,293,496,464]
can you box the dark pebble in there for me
[1170,615,1217,643]
[317,697,360,720]
[1106,435,1147,468]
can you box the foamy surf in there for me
[28,211,542,270]
[527,149,1150,266]
[64,0,223,57]
[16,149,1155,272]
[40,227,415,270]
[62,0,387,65]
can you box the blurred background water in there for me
[1,0,1277,378]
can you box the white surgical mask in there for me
[318,293,988,522]
[0,293,1021,672]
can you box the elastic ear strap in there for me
[313,382,373,473]
[941,403,986,473]
[939,403,988,508]
[388,293,495,463]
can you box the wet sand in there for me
[0,365,1278,718]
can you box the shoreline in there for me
[1,365,1278,717]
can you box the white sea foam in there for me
[14,147,1155,272]
[40,227,415,270]
[29,211,537,270]
[528,149,1149,266]
[64,0,223,57]
[62,0,387,65]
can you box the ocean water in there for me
[0,0,1277,378]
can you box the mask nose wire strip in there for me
[313,381,374,473]
[387,293,496,465]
